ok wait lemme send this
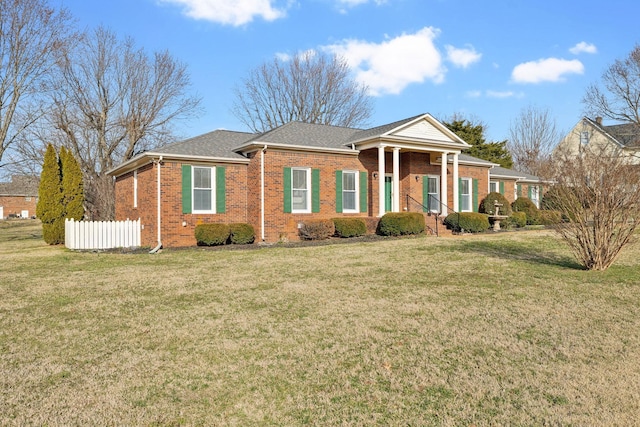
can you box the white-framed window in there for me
[427,175,440,213]
[580,131,589,145]
[460,177,472,212]
[292,167,311,213]
[489,181,499,193]
[133,169,138,208]
[530,185,540,208]
[342,170,358,213]
[193,166,216,213]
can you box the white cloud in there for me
[466,90,482,98]
[446,44,481,68]
[159,0,287,26]
[336,0,387,7]
[570,41,597,55]
[511,58,584,84]
[323,27,446,96]
[486,90,522,99]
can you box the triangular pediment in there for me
[387,115,465,145]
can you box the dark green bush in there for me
[538,210,563,226]
[332,218,367,238]
[299,219,335,240]
[507,211,527,228]
[377,212,425,236]
[229,223,255,244]
[195,223,231,246]
[444,212,490,233]
[479,192,512,216]
[511,197,540,225]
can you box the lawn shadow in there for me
[456,238,584,270]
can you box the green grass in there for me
[1,220,640,425]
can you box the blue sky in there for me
[57,0,639,143]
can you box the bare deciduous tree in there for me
[508,105,561,178]
[232,51,373,133]
[0,0,74,172]
[546,143,640,271]
[583,44,640,127]
[43,26,201,219]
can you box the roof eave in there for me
[107,152,250,177]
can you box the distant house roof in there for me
[582,117,640,149]
[0,175,39,197]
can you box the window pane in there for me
[343,192,356,210]
[194,189,212,211]
[292,169,307,190]
[194,167,211,189]
[461,179,470,194]
[292,189,307,210]
[343,172,356,191]
[428,177,438,193]
[461,195,470,211]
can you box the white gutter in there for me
[261,145,267,241]
[149,156,163,254]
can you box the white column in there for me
[440,152,448,216]
[392,147,400,212]
[378,145,386,217]
[452,152,459,212]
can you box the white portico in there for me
[350,114,470,217]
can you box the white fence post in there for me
[64,218,141,250]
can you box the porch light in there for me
[373,172,378,179]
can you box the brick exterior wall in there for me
[0,195,38,218]
[114,148,496,247]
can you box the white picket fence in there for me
[65,218,141,250]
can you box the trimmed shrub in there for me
[299,219,335,240]
[332,217,367,238]
[507,211,527,228]
[538,210,563,226]
[479,192,512,216]
[229,223,255,244]
[511,197,540,225]
[377,212,425,236]
[444,212,490,233]
[60,146,84,220]
[195,223,231,246]
[37,144,64,245]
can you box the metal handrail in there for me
[405,194,462,235]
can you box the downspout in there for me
[149,156,163,253]
[261,145,267,241]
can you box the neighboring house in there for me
[108,113,544,247]
[0,175,39,219]
[556,116,640,165]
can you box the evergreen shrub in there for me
[299,219,335,240]
[511,197,539,225]
[332,218,367,238]
[229,223,255,244]
[444,212,490,233]
[479,192,512,216]
[195,223,231,246]
[377,212,425,236]
[507,211,527,228]
[538,210,563,225]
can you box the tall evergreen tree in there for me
[60,146,84,220]
[36,144,64,244]
[444,118,513,168]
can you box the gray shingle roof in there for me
[347,114,424,142]
[490,166,527,179]
[604,123,640,148]
[0,175,39,196]
[155,130,255,159]
[247,121,360,149]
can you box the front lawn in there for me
[1,221,639,425]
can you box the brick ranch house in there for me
[108,113,544,247]
[0,175,39,220]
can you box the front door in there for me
[384,175,392,212]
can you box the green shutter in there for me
[528,185,533,199]
[335,170,343,213]
[182,165,192,214]
[359,171,367,213]
[422,176,429,212]
[458,178,463,210]
[283,167,292,213]
[517,184,522,198]
[472,179,479,213]
[312,169,320,213]
[499,181,505,194]
[216,166,226,213]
